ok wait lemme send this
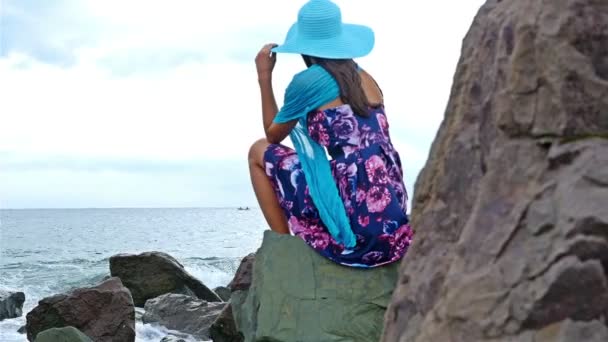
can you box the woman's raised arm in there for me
[256,43,296,144]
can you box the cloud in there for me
[0,0,296,74]
[0,0,485,208]
[1,0,102,66]
[97,50,208,77]
[0,153,255,208]
[0,168,255,209]
[0,55,293,160]
[1,152,235,173]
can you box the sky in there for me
[0,0,485,209]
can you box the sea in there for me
[0,208,267,342]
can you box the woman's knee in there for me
[248,138,270,166]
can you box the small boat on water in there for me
[237,207,250,211]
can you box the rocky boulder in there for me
[209,254,254,342]
[26,277,135,342]
[142,293,225,340]
[232,230,399,342]
[159,336,187,342]
[214,286,232,302]
[0,290,25,320]
[227,253,255,291]
[34,326,92,342]
[382,0,608,341]
[110,251,221,307]
[210,302,243,342]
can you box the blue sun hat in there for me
[272,0,375,59]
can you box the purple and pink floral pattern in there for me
[264,105,413,267]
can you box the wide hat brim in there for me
[272,22,375,59]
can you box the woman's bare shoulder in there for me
[360,70,384,105]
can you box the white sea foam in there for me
[0,208,265,341]
[0,321,204,342]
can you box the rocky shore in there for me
[12,250,240,342]
[10,230,398,342]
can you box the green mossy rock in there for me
[34,326,92,342]
[232,230,399,342]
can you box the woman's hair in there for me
[302,55,373,117]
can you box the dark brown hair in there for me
[302,55,373,117]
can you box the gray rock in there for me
[110,251,222,307]
[34,326,92,342]
[26,277,135,342]
[381,0,608,341]
[0,290,25,320]
[207,254,253,342]
[143,293,225,340]
[213,286,232,302]
[209,304,243,342]
[18,325,26,334]
[135,307,145,321]
[205,254,254,342]
[232,230,399,342]
[159,336,187,342]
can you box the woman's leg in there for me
[248,138,289,234]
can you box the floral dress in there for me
[264,104,413,267]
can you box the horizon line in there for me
[0,206,259,210]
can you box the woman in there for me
[248,0,413,268]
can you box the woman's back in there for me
[263,100,412,267]
[307,103,409,213]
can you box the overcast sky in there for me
[0,0,484,209]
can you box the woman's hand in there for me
[256,43,278,81]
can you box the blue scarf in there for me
[273,65,356,248]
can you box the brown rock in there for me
[381,0,608,341]
[227,253,255,291]
[26,277,135,342]
[209,304,243,342]
[534,319,608,342]
[109,251,221,307]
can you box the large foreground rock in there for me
[34,326,92,342]
[142,293,225,340]
[0,290,25,320]
[110,251,221,307]
[382,0,608,341]
[232,230,399,342]
[26,277,135,342]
